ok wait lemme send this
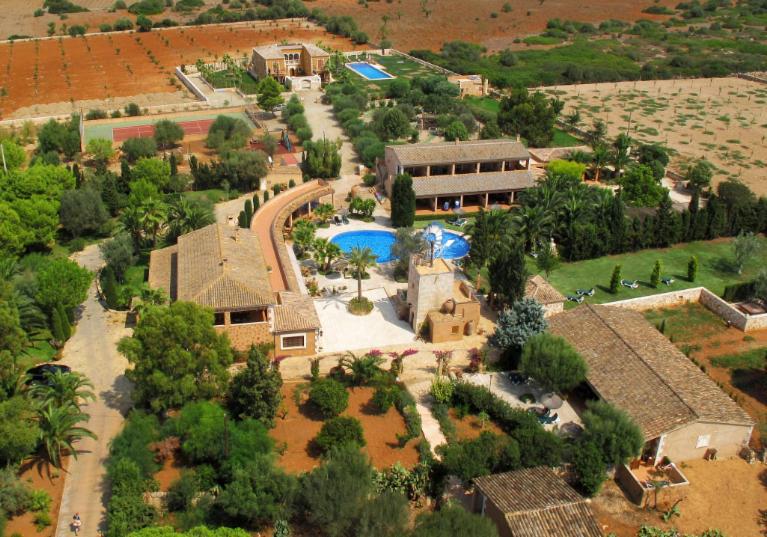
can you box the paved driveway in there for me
[55,245,133,537]
[314,288,416,353]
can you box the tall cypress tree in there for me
[488,243,528,308]
[391,173,415,228]
[654,197,675,247]
[169,153,178,177]
[56,303,72,340]
[608,194,625,254]
[101,173,121,216]
[51,308,66,343]
[102,267,119,309]
[119,159,131,193]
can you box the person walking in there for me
[72,513,82,535]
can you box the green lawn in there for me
[204,68,260,94]
[711,347,767,369]
[644,302,729,343]
[544,237,767,305]
[370,53,439,80]
[551,128,582,148]
[464,96,500,114]
[183,188,239,208]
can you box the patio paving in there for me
[314,287,416,353]
[462,372,583,434]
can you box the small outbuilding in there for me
[473,467,603,537]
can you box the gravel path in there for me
[55,244,133,537]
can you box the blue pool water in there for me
[346,62,394,80]
[331,229,470,263]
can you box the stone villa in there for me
[249,43,330,90]
[148,223,320,357]
[376,139,535,212]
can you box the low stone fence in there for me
[175,67,209,103]
[605,287,767,332]
[389,49,459,77]
[616,463,689,506]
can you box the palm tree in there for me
[140,198,167,247]
[313,203,335,226]
[166,197,214,243]
[348,246,377,301]
[292,220,316,258]
[37,404,97,468]
[314,238,342,272]
[510,205,554,252]
[611,133,632,179]
[120,205,144,247]
[591,144,609,183]
[29,370,95,410]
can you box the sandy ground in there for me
[310,0,677,52]
[54,244,133,537]
[0,0,220,40]
[593,458,767,537]
[5,459,68,537]
[270,383,420,473]
[0,19,360,119]
[550,77,767,196]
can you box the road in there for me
[55,244,133,537]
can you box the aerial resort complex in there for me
[2,3,767,537]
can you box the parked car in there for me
[25,363,72,385]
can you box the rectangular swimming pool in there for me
[345,62,395,80]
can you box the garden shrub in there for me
[315,416,366,454]
[371,384,399,413]
[572,440,606,497]
[166,471,201,512]
[0,468,32,516]
[309,378,349,418]
[394,387,421,444]
[438,431,521,481]
[107,411,160,478]
[429,377,454,405]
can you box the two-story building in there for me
[249,43,330,90]
[376,139,536,212]
[148,223,320,356]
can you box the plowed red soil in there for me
[270,383,420,473]
[0,20,359,118]
[310,0,678,52]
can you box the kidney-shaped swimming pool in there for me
[330,229,470,263]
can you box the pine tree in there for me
[391,173,416,227]
[169,153,178,177]
[101,173,121,216]
[650,260,662,288]
[119,159,131,193]
[688,256,698,282]
[102,267,119,308]
[609,265,621,294]
[51,307,66,343]
[244,199,253,226]
[56,303,72,340]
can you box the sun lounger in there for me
[576,288,595,296]
[661,277,675,286]
[566,295,584,303]
[539,413,559,425]
[621,279,639,289]
[333,215,342,225]
[508,372,526,385]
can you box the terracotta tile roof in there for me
[412,170,535,197]
[148,245,177,301]
[548,305,754,439]
[389,139,530,166]
[175,224,273,310]
[474,468,603,537]
[273,291,320,332]
[526,275,565,305]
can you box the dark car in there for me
[25,363,72,385]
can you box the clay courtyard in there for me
[550,77,767,196]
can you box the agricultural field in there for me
[310,0,676,52]
[550,77,767,196]
[0,19,359,119]
[0,0,221,40]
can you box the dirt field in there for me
[310,0,676,52]
[0,0,224,41]
[448,408,505,440]
[0,19,359,119]
[270,383,420,473]
[550,77,767,196]
[593,458,767,537]
[5,458,67,537]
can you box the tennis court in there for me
[83,110,256,144]
[112,119,216,142]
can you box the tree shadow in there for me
[360,398,382,416]
[731,368,767,406]
[709,256,738,276]
[99,373,134,415]
[297,399,325,422]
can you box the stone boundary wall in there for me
[605,287,767,332]
[389,49,459,77]
[175,67,209,102]
[736,72,767,85]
